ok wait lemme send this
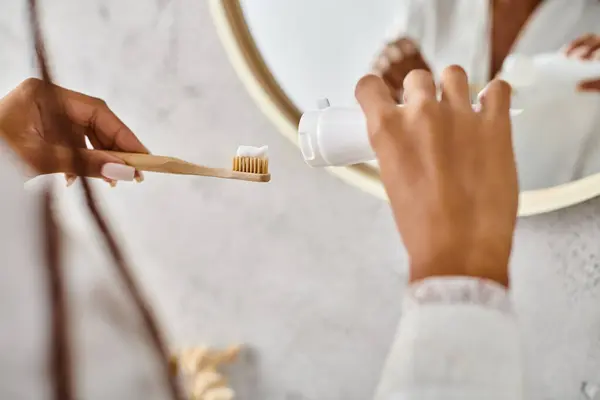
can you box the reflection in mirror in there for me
[217,0,600,215]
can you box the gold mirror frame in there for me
[210,0,600,216]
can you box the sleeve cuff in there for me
[375,277,523,400]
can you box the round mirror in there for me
[210,0,600,216]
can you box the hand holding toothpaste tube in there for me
[355,67,517,286]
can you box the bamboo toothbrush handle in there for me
[105,151,185,172]
[105,151,220,176]
[105,151,270,182]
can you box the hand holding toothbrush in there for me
[0,78,147,185]
[355,67,518,286]
[564,33,600,92]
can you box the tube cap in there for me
[298,110,328,167]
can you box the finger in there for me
[564,34,595,56]
[440,65,471,108]
[372,54,391,76]
[384,43,403,63]
[383,39,416,63]
[76,128,140,182]
[370,50,402,102]
[52,86,149,154]
[402,69,437,104]
[578,79,600,92]
[479,79,512,117]
[571,40,600,60]
[355,74,397,120]
[396,38,417,57]
[381,39,427,89]
[62,124,88,186]
[69,123,88,148]
[85,129,105,150]
[582,41,600,59]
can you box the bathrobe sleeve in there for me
[373,277,524,400]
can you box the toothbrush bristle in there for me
[232,156,269,174]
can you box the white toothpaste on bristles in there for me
[236,145,268,159]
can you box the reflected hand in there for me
[355,67,518,286]
[564,33,600,92]
[0,78,148,185]
[371,38,431,102]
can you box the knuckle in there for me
[355,74,381,98]
[379,108,399,126]
[482,79,512,102]
[411,97,438,115]
[368,128,386,147]
[405,68,430,81]
[369,128,393,150]
[19,77,42,96]
[488,78,511,93]
[369,108,398,142]
[481,79,512,102]
[92,97,108,108]
[21,77,41,90]
[441,64,467,79]
[403,69,434,90]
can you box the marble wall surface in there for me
[1,1,600,399]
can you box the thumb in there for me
[82,149,137,182]
[43,147,136,181]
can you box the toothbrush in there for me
[54,145,271,183]
[105,145,270,182]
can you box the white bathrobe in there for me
[374,1,600,400]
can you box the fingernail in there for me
[386,45,403,62]
[109,180,118,188]
[400,40,416,56]
[135,170,145,183]
[101,163,135,181]
[377,56,391,72]
[66,176,77,187]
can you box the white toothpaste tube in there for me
[298,104,522,167]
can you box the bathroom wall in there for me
[1,1,600,399]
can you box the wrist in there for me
[409,251,510,287]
